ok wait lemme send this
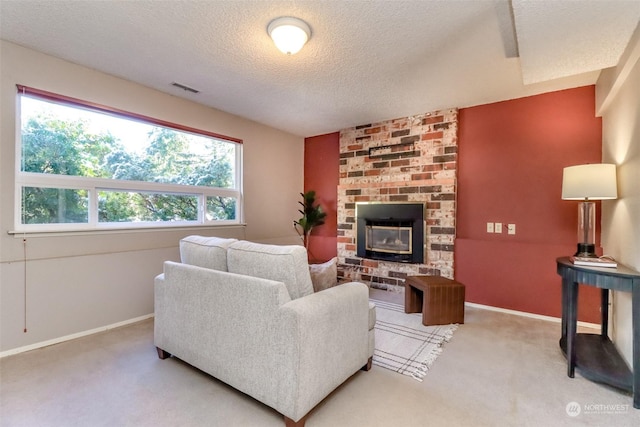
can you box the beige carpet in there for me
[1,290,639,426]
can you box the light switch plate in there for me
[494,222,502,233]
[486,222,494,233]
[508,224,516,235]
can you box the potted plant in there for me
[294,190,327,250]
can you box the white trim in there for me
[7,223,247,238]
[465,302,600,330]
[0,314,154,359]
[17,172,242,195]
[1,304,600,359]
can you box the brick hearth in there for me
[337,109,458,291]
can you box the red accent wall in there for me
[304,132,339,262]
[457,86,603,323]
[304,87,603,323]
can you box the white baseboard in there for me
[465,302,600,330]
[0,314,154,359]
[1,303,600,358]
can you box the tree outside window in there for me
[16,88,241,230]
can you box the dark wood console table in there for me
[556,257,640,409]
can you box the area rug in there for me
[371,298,458,381]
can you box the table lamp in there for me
[561,163,617,257]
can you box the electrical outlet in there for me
[486,222,494,233]
[508,224,516,235]
[494,222,502,233]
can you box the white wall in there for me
[0,41,304,354]
[597,24,640,367]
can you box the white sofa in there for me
[154,236,375,427]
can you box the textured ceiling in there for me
[1,0,639,137]
[512,0,640,84]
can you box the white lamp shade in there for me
[268,17,311,55]
[561,163,617,200]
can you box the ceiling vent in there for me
[171,82,200,94]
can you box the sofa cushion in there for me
[309,257,338,292]
[179,235,238,271]
[227,241,314,300]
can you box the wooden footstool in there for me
[404,275,465,326]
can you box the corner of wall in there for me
[598,23,640,368]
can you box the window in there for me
[15,85,242,231]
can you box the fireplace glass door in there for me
[365,225,412,254]
[356,202,424,264]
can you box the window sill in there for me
[8,223,247,238]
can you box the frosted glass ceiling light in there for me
[268,17,311,55]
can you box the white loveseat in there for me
[154,236,375,427]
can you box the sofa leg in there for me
[361,356,373,371]
[284,413,308,427]
[156,347,171,360]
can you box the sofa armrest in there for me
[277,282,370,419]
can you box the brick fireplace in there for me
[337,109,458,291]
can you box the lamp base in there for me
[574,243,597,258]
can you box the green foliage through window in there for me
[22,187,88,224]
[17,90,241,230]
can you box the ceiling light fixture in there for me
[267,17,311,55]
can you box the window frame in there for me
[14,85,243,233]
